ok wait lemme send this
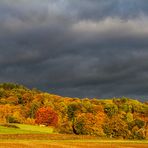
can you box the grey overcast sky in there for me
[0,0,148,100]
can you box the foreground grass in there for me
[0,139,147,148]
[0,133,147,148]
[0,139,148,143]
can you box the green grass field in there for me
[0,124,54,134]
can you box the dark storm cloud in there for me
[63,0,148,20]
[0,0,148,101]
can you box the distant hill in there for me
[0,83,147,139]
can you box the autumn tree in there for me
[103,115,129,139]
[0,104,24,123]
[0,104,12,123]
[55,102,71,134]
[104,103,118,117]
[67,102,81,134]
[75,112,105,136]
[128,118,146,139]
[35,107,58,126]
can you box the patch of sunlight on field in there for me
[0,124,54,134]
[15,124,54,133]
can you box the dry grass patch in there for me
[0,143,148,148]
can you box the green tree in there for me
[104,104,118,117]
[67,102,81,134]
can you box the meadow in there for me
[0,124,53,134]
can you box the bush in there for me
[1,124,19,128]
[6,116,20,123]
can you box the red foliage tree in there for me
[35,107,58,126]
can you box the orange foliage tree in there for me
[74,105,106,136]
[35,107,58,126]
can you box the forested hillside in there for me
[0,83,147,139]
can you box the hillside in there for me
[0,83,147,139]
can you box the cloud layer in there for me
[0,0,148,100]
